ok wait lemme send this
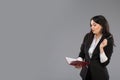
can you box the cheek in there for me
[96,26,102,32]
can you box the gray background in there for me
[0,0,120,80]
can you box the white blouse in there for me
[77,35,108,63]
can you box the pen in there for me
[106,35,112,40]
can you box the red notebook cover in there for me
[70,61,89,67]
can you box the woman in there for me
[75,15,114,80]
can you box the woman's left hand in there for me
[100,39,108,49]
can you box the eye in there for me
[90,24,96,27]
[93,24,96,26]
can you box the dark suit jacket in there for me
[79,33,113,80]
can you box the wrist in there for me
[100,48,104,53]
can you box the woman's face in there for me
[90,20,103,35]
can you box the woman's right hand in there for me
[74,65,82,69]
[74,57,83,69]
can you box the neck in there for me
[95,33,102,39]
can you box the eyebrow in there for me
[91,23,96,25]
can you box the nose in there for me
[91,26,94,30]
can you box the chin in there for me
[92,31,96,34]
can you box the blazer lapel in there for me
[86,36,94,60]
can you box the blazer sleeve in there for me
[100,37,114,67]
[78,33,89,59]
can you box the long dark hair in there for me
[89,15,115,46]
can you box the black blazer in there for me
[79,33,113,80]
